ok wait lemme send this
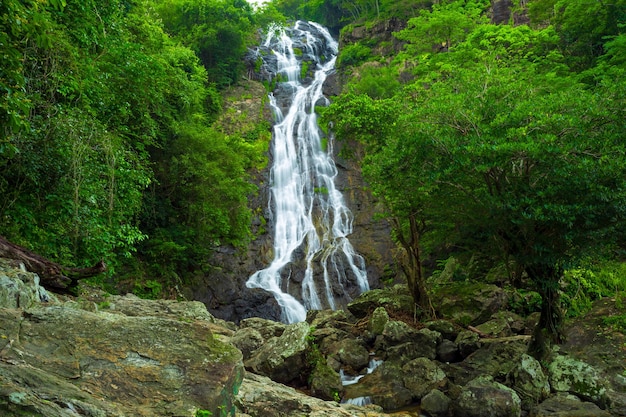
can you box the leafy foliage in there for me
[0,0,268,287]
[327,0,626,356]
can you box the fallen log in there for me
[0,235,106,292]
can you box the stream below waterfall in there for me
[246,21,369,323]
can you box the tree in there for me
[330,19,626,357]
[323,94,436,317]
[394,24,626,358]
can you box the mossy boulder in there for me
[432,282,509,326]
[402,357,447,400]
[453,375,522,417]
[309,359,343,401]
[547,355,608,408]
[245,321,311,385]
[368,306,389,335]
[0,298,244,417]
[509,354,550,411]
[347,285,414,318]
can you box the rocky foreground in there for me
[0,257,624,417]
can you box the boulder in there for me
[421,389,451,417]
[455,329,481,358]
[368,306,389,335]
[547,355,608,408]
[335,338,370,372]
[0,259,51,309]
[509,354,550,410]
[307,309,357,333]
[426,319,460,340]
[401,358,447,400]
[342,361,414,410]
[376,321,441,361]
[443,341,527,386]
[529,393,612,417]
[437,339,461,363]
[347,285,414,318]
[0,299,244,417]
[432,282,509,326]
[239,316,286,340]
[231,326,265,359]
[309,359,343,401]
[245,321,311,385]
[237,372,394,417]
[453,375,522,417]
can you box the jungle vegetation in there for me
[1,0,625,358]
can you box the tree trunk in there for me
[526,264,564,361]
[0,235,106,292]
[394,214,435,319]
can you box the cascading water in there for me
[246,21,369,323]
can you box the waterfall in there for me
[246,21,369,323]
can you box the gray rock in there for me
[547,355,608,408]
[239,316,286,340]
[509,354,550,410]
[426,319,459,340]
[245,321,311,384]
[0,297,243,417]
[454,375,522,417]
[402,357,447,400]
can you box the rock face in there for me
[0,259,244,417]
[190,27,396,323]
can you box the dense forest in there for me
[1,0,625,356]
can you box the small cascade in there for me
[246,21,369,323]
[340,357,382,405]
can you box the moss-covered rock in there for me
[454,375,522,417]
[509,354,550,411]
[547,355,608,408]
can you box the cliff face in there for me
[186,61,396,323]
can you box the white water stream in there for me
[246,22,369,323]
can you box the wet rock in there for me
[378,324,441,361]
[453,375,522,417]
[529,393,612,417]
[509,353,550,411]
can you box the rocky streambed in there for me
[0,258,624,416]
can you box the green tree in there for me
[155,0,255,88]
[330,19,626,357]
